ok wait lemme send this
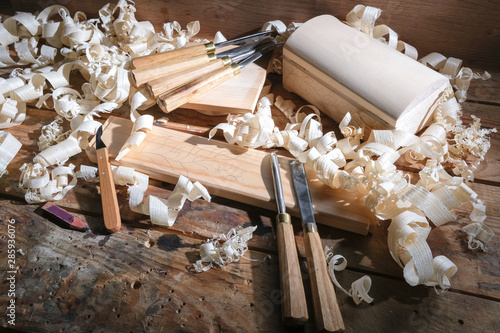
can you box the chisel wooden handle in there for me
[147,56,230,98]
[276,214,309,326]
[131,53,215,87]
[304,226,344,332]
[131,43,214,69]
[158,63,239,113]
[96,147,121,233]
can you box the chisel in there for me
[289,159,344,332]
[131,35,274,88]
[147,37,274,98]
[270,153,309,326]
[131,30,271,69]
[95,125,121,233]
[157,41,282,113]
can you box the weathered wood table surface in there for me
[1,2,499,333]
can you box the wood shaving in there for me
[75,164,210,227]
[0,131,22,177]
[0,1,212,226]
[37,116,70,151]
[193,226,258,272]
[212,91,494,289]
[209,95,275,148]
[325,247,374,305]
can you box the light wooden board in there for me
[88,116,375,234]
[182,62,267,116]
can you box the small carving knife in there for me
[95,125,121,233]
[289,159,345,332]
[131,30,272,69]
[270,153,308,326]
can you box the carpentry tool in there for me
[147,37,274,98]
[131,34,274,87]
[41,202,89,232]
[270,153,309,326]
[95,125,121,233]
[158,41,283,113]
[289,159,344,332]
[131,30,272,69]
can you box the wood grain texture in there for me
[2,200,500,332]
[132,53,212,87]
[159,64,236,112]
[276,218,308,326]
[304,230,344,332]
[87,116,375,234]
[10,0,500,70]
[0,65,499,332]
[96,147,121,233]
[132,43,210,69]
[283,14,451,135]
[183,61,267,115]
[147,58,227,98]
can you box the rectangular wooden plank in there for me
[183,62,267,116]
[88,116,376,234]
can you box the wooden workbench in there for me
[1,1,499,332]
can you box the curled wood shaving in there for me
[19,162,77,203]
[0,131,22,177]
[0,0,212,229]
[37,116,70,151]
[325,247,373,305]
[75,164,210,227]
[462,222,494,251]
[193,226,258,272]
[212,91,494,289]
[209,95,275,148]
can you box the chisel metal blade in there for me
[289,159,316,226]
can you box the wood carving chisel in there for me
[289,159,345,332]
[157,41,283,113]
[95,125,121,233]
[131,30,272,69]
[146,37,275,98]
[131,35,273,87]
[270,153,309,326]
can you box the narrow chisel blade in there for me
[289,160,316,225]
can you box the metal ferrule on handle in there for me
[204,42,216,53]
[303,222,318,233]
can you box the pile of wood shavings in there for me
[208,4,496,291]
[211,90,495,290]
[0,0,214,225]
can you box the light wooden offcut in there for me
[87,116,376,234]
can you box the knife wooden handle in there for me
[304,227,344,332]
[276,214,309,326]
[147,57,228,98]
[96,147,121,233]
[158,64,238,113]
[131,53,214,87]
[131,43,212,69]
